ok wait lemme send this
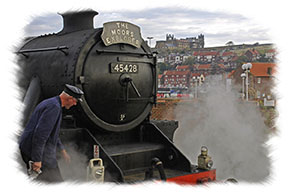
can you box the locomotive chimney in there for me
[59,10,98,34]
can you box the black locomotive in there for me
[17,10,215,183]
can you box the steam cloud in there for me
[174,75,271,182]
[58,143,89,182]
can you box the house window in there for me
[257,78,261,84]
[267,67,272,75]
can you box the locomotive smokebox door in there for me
[75,21,156,132]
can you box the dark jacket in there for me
[19,96,64,168]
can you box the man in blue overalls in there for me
[19,84,84,182]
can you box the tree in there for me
[235,55,249,66]
[182,56,195,66]
[225,41,234,46]
[158,62,171,74]
[257,54,269,62]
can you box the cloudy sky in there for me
[24,7,271,47]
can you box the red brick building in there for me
[176,65,190,71]
[162,70,191,88]
[249,63,276,99]
[195,64,211,74]
[229,62,276,100]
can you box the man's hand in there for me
[32,162,42,172]
[61,149,71,164]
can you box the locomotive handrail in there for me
[96,49,153,57]
[17,46,69,57]
[117,56,155,65]
[113,96,154,103]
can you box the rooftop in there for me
[250,63,276,77]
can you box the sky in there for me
[24,7,272,47]
[1,0,288,192]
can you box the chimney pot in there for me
[59,10,98,34]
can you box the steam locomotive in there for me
[17,10,216,184]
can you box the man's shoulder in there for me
[38,96,61,110]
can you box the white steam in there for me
[174,75,271,182]
[58,143,89,182]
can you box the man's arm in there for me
[57,139,71,163]
[31,104,60,164]
[61,149,71,163]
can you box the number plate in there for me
[110,63,138,73]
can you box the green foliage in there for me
[258,54,269,62]
[235,55,249,64]
[158,62,173,74]
[182,56,196,66]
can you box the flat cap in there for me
[64,84,84,101]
